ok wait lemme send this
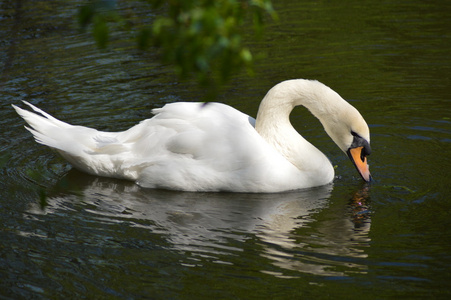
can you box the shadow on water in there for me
[24,169,372,278]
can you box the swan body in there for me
[13,79,371,192]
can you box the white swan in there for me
[12,79,371,192]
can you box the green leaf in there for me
[137,27,151,50]
[93,16,109,48]
[78,4,94,29]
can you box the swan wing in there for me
[118,102,295,191]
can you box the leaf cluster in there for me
[78,0,277,97]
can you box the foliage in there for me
[78,0,277,97]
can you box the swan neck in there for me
[255,80,321,133]
[254,80,332,170]
[255,79,348,135]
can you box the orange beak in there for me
[347,146,372,182]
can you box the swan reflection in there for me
[26,170,371,277]
[259,186,371,277]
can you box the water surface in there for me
[1,0,450,298]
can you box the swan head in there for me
[321,101,372,182]
[346,131,372,182]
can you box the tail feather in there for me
[12,101,136,179]
[12,101,102,152]
[12,101,70,150]
[22,101,72,128]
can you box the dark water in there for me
[1,0,450,298]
